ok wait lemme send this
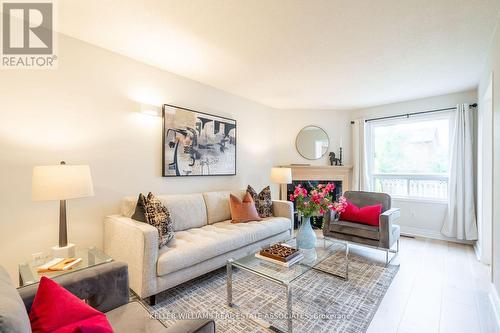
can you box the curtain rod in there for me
[359,103,478,123]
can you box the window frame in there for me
[366,111,452,203]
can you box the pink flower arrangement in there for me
[289,183,347,218]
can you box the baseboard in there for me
[399,226,474,245]
[474,241,482,261]
[489,284,500,332]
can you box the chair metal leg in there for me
[323,234,399,268]
[385,238,400,266]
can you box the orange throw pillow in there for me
[229,193,262,223]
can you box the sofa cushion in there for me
[121,194,207,231]
[203,190,245,224]
[344,191,391,213]
[163,194,208,231]
[121,196,141,218]
[328,220,380,240]
[0,267,31,333]
[157,217,291,276]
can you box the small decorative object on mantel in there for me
[289,183,347,257]
[329,147,343,166]
[329,152,340,166]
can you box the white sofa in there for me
[104,190,293,303]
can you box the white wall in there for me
[478,15,500,293]
[0,34,278,282]
[274,109,352,166]
[477,76,493,264]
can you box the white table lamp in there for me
[32,161,94,257]
[270,167,292,200]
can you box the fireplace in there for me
[287,180,343,229]
[277,164,353,229]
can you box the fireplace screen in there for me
[286,180,343,229]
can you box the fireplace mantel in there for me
[278,165,353,199]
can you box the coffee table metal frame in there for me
[226,238,349,333]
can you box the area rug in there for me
[145,248,399,333]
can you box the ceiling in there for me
[58,0,500,110]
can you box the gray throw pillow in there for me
[131,193,147,222]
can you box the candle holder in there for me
[339,147,343,166]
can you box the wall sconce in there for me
[140,103,162,117]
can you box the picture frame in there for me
[162,104,237,177]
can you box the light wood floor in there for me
[349,236,500,333]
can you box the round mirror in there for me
[295,126,330,160]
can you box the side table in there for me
[18,247,112,287]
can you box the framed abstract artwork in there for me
[162,104,237,177]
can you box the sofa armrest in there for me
[164,319,215,333]
[379,208,400,249]
[104,215,159,298]
[272,200,293,221]
[18,261,129,313]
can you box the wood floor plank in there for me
[364,236,496,333]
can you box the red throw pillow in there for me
[229,193,262,223]
[341,200,382,226]
[29,276,113,333]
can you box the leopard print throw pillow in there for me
[140,192,174,248]
[246,185,273,218]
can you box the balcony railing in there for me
[372,174,448,200]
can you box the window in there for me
[367,112,451,200]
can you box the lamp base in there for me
[51,243,75,258]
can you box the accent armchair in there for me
[323,191,401,265]
[0,262,215,333]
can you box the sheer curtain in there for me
[351,118,370,191]
[441,104,478,240]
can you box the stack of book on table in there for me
[255,243,304,267]
[36,258,82,273]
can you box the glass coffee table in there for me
[226,237,348,333]
[18,247,113,287]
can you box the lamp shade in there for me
[270,167,292,184]
[32,164,94,201]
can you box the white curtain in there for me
[441,104,478,240]
[351,118,370,191]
